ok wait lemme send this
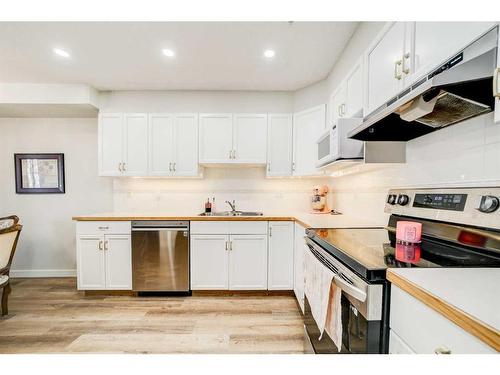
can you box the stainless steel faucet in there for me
[225,200,236,212]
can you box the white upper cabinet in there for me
[233,114,268,163]
[123,113,149,176]
[408,22,496,86]
[366,22,408,115]
[267,114,293,177]
[199,113,267,165]
[173,114,200,176]
[293,105,326,176]
[99,113,124,176]
[148,114,174,176]
[199,113,234,163]
[344,58,364,118]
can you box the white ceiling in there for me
[0,22,358,91]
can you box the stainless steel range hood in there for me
[349,26,499,142]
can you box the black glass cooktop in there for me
[307,227,500,281]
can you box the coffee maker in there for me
[311,185,330,214]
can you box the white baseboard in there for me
[10,269,76,278]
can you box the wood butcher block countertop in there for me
[72,212,381,229]
[387,268,500,351]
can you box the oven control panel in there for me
[413,193,467,211]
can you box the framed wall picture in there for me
[14,153,65,194]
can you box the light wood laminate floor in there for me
[0,278,307,354]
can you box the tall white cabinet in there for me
[267,114,294,177]
[293,105,326,176]
[268,221,294,290]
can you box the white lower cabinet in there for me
[190,235,229,290]
[293,223,307,313]
[191,233,268,290]
[268,221,294,290]
[228,235,268,290]
[390,285,495,354]
[76,228,132,291]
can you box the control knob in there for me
[477,195,499,213]
[387,194,397,205]
[397,194,410,206]
[423,195,433,204]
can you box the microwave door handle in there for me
[333,274,367,302]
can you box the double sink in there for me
[198,211,263,217]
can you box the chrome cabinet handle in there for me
[169,162,172,172]
[98,226,109,230]
[267,163,271,172]
[98,241,103,250]
[104,241,108,251]
[229,241,233,251]
[118,163,122,172]
[232,150,236,159]
[173,162,176,171]
[122,163,126,171]
[269,227,272,237]
[341,103,346,116]
[494,67,500,97]
[402,52,411,75]
[229,150,232,159]
[338,105,342,117]
[394,60,403,80]
[292,162,296,172]
[225,241,228,251]
[434,346,452,355]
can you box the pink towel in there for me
[325,282,342,352]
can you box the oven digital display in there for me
[413,193,467,211]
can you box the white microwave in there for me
[315,118,364,167]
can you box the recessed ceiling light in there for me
[263,49,275,58]
[53,48,70,58]
[162,49,175,58]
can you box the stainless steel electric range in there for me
[304,187,500,354]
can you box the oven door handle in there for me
[333,274,367,302]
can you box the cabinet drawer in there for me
[190,221,268,235]
[390,286,495,354]
[76,221,131,235]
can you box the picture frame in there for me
[14,153,65,194]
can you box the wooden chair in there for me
[0,215,22,316]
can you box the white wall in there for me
[0,118,113,277]
[99,90,293,113]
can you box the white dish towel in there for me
[304,249,334,337]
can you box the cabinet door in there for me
[123,113,149,176]
[345,59,364,118]
[104,234,132,290]
[233,114,268,163]
[267,114,293,176]
[98,113,123,176]
[293,105,326,176]
[293,223,306,313]
[199,114,233,163]
[190,235,229,290]
[367,22,406,114]
[409,22,496,86]
[76,235,106,290]
[268,222,294,290]
[329,85,347,125]
[148,114,174,176]
[173,114,199,176]
[228,235,268,290]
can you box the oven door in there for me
[304,238,386,354]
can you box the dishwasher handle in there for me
[132,227,188,231]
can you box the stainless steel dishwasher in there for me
[131,221,189,293]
